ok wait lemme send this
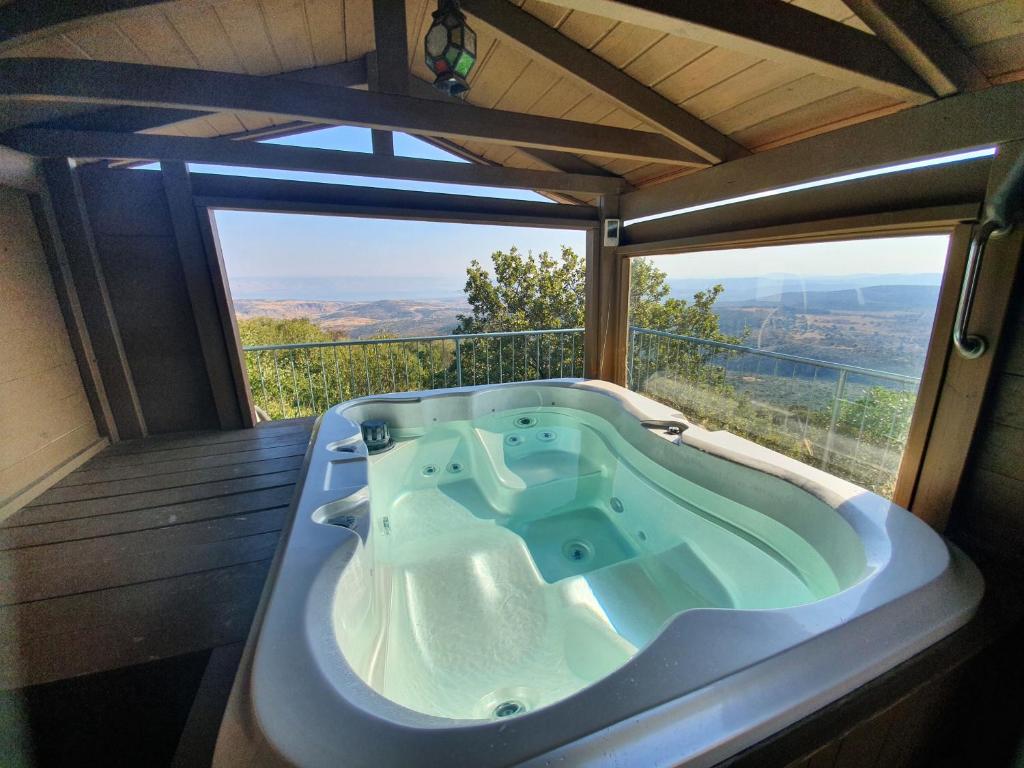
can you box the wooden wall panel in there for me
[78,168,221,434]
[953,251,1024,560]
[0,186,103,516]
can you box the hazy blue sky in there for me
[192,127,949,299]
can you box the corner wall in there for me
[0,186,104,515]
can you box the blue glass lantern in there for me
[424,0,477,98]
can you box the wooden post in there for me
[161,162,247,429]
[39,158,146,440]
[585,195,627,384]
[29,190,118,441]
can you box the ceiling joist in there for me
[461,0,747,163]
[0,57,708,166]
[1,127,628,195]
[843,0,990,97]
[536,0,937,104]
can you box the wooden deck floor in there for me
[0,417,315,766]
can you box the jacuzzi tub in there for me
[214,380,982,768]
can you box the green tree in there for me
[240,318,432,419]
[453,245,586,383]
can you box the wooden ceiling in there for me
[0,0,1021,199]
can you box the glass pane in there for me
[425,24,448,57]
[624,235,951,498]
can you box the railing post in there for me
[454,337,463,387]
[822,369,848,469]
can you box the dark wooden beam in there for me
[4,128,627,195]
[620,80,1024,227]
[38,159,147,439]
[28,192,118,441]
[370,0,411,158]
[462,0,746,163]
[843,0,990,97]
[0,58,707,166]
[160,162,245,430]
[0,0,172,52]
[28,58,369,136]
[538,0,936,104]
[188,172,600,229]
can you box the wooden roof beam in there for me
[461,0,746,163]
[0,58,707,166]
[537,0,937,104]
[843,0,990,97]
[188,172,600,229]
[2,127,629,195]
[0,0,172,53]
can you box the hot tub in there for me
[214,380,982,768]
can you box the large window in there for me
[625,235,952,497]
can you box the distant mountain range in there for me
[669,273,942,304]
[233,297,468,338]
[726,284,940,312]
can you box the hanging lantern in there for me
[424,0,477,98]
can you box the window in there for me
[625,235,952,498]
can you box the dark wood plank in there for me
[4,470,300,527]
[170,643,245,768]
[0,57,706,165]
[0,509,284,603]
[39,158,146,439]
[99,419,312,456]
[0,560,272,688]
[84,431,311,469]
[58,441,309,486]
[27,455,304,505]
[0,485,297,550]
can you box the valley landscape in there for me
[234,273,941,376]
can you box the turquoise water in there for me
[332,406,857,721]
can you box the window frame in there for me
[608,204,981,526]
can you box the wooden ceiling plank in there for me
[343,0,376,59]
[214,0,284,75]
[64,21,151,64]
[537,0,936,103]
[655,48,760,108]
[259,0,318,71]
[462,0,746,162]
[163,5,249,73]
[2,127,628,195]
[682,60,804,121]
[730,89,903,150]
[709,74,849,136]
[304,0,347,65]
[115,12,200,69]
[0,58,707,165]
[844,0,990,96]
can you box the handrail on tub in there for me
[953,146,1024,359]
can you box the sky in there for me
[194,126,588,299]
[152,126,950,300]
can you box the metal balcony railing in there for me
[243,328,585,420]
[243,325,921,496]
[627,326,922,496]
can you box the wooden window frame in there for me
[608,203,986,527]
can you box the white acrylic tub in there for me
[214,380,982,768]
